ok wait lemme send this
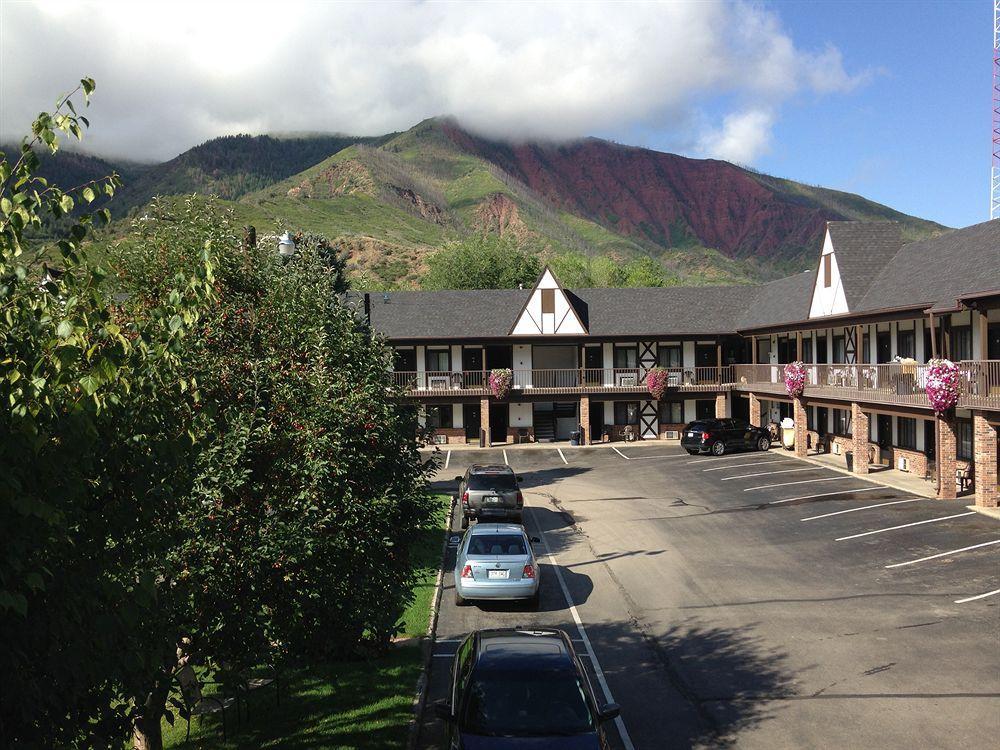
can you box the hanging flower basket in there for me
[925,358,959,414]
[489,368,512,400]
[645,367,670,400]
[784,361,807,397]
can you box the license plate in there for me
[487,569,509,580]
[687,431,695,437]
[483,495,501,504]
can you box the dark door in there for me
[463,404,481,442]
[816,407,828,436]
[924,420,936,460]
[732,394,750,424]
[584,346,602,384]
[877,414,892,449]
[877,331,892,363]
[463,347,484,387]
[588,401,603,443]
[485,345,512,370]
[489,403,508,444]
[816,335,828,364]
[695,344,716,367]
[695,400,714,420]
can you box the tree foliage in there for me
[421,233,542,290]
[549,250,679,288]
[2,83,433,750]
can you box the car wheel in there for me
[455,590,468,607]
[712,440,726,456]
[758,435,770,452]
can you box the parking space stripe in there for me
[885,539,1000,568]
[747,476,854,492]
[444,450,451,470]
[612,446,630,460]
[687,453,774,464]
[702,459,797,472]
[801,496,919,520]
[720,467,818,481]
[627,453,689,460]
[557,447,568,465]
[532,519,635,750]
[503,449,509,466]
[835,512,977,541]
[955,589,1000,604]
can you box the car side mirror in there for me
[454,476,463,483]
[597,703,620,722]
[530,536,541,544]
[433,699,454,722]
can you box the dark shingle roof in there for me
[736,271,814,330]
[856,219,1000,313]
[825,222,904,310]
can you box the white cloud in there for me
[0,0,868,163]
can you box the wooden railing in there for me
[958,360,1000,409]
[391,367,733,395]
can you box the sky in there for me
[0,0,993,228]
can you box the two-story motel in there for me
[359,219,1000,507]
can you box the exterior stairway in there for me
[534,411,556,442]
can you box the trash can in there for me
[845,450,854,471]
[780,417,795,450]
[569,430,581,446]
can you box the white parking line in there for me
[702,459,797,472]
[533,520,635,750]
[628,453,689,460]
[955,589,1000,604]
[885,539,1000,568]
[721,467,818,481]
[557,448,568,465]
[835,512,977,541]
[503,449,509,466]
[801,496,919,521]
[612,446,630,460]
[687,453,773,464]
[746,476,854,493]
[444,450,451,470]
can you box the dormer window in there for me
[823,255,832,288]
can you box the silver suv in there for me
[455,464,524,528]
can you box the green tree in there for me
[547,250,594,288]
[421,233,541,290]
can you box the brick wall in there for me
[659,423,687,440]
[973,412,998,508]
[938,414,957,500]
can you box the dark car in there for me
[680,417,771,456]
[456,465,524,529]
[435,628,619,749]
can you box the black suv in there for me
[455,464,524,529]
[680,418,771,456]
[435,628,619,748]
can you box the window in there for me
[898,417,916,450]
[614,401,639,425]
[756,337,771,364]
[659,401,683,424]
[467,473,517,491]
[833,335,846,364]
[658,345,682,368]
[956,419,973,461]
[466,534,526,556]
[802,337,813,363]
[897,329,916,359]
[834,408,851,436]
[823,254,832,287]
[950,326,972,361]
[862,332,871,364]
[614,346,637,369]
[425,405,453,429]
[425,348,449,373]
[541,288,555,313]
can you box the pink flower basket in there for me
[489,368,512,400]
[784,361,807,397]
[925,359,959,414]
[646,367,670,400]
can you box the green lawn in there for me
[163,495,451,749]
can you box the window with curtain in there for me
[614,401,639,425]
[425,348,449,372]
[657,345,682,367]
[898,417,916,449]
[897,329,916,359]
[659,401,683,423]
[614,346,638,368]
[425,405,453,429]
[950,326,972,361]
[834,409,851,435]
[833,336,846,363]
[956,419,972,461]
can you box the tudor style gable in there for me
[808,228,849,318]
[510,267,588,335]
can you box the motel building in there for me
[361,219,1000,508]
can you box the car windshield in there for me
[468,473,517,491]
[688,421,715,431]
[467,534,527,557]
[462,669,595,736]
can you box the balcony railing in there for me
[733,360,1000,410]
[391,367,733,395]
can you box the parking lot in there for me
[415,442,999,749]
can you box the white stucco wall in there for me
[809,231,850,318]
[509,402,533,427]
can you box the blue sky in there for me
[737,1,991,228]
[2,1,992,229]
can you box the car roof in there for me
[473,629,575,671]
[469,464,514,474]
[468,523,526,535]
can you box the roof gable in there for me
[509,267,588,335]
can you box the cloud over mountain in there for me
[0,0,868,163]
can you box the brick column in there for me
[749,393,762,428]
[714,393,727,418]
[937,413,957,500]
[793,397,808,458]
[580,395,591,445]
[851,403,869,475]
[973,411,998,508]
[480,398,490,448]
